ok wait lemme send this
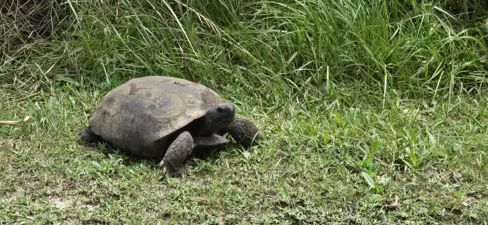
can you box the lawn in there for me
[1,0,487,224]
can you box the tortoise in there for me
[79,76,259,176]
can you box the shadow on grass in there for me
[82,137,240,170]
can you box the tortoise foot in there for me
[223,117,260,148]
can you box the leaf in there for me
[242,151,251,159]
[361,171,376,189]
[363,141,380,170]
[363,151,374,170]
[322,134,331,145]
[427,130,437,146]
[54,75,80,86]
[407,147,420,168]
[371,140,380,154]
[334,112,346,128]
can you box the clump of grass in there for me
[443,0,488,23]
[66,0,487,105]
[0,0,67,57]
[0,0,76,88]
[2,0,486,99]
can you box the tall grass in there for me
[1,0,487,103]
[1,0,63,55]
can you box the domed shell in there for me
[89,76,226,158]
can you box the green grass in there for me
[1,0,487,224]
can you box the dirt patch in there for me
[2,187,25,202]
[49,195,97,211]
[51,196,76,209]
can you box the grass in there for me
[1,0,487,224]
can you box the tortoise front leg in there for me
[221,117,260,148]
[159,131,194,177]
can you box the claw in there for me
[159,160,168,175]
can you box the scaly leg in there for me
[221,117,260,148]
[159,131,194,177]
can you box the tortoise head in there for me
[197,102,235,136]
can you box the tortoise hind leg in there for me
[78,126,102,146]
[221,117,260,148]
[159,131,194,177]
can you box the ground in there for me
[1,84,487,224]
[1,0,487,224]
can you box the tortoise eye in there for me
[217,107,224,113]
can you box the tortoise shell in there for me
[89,76,227,158]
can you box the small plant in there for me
[360,141,383,193]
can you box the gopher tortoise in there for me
[79,76,259,176]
